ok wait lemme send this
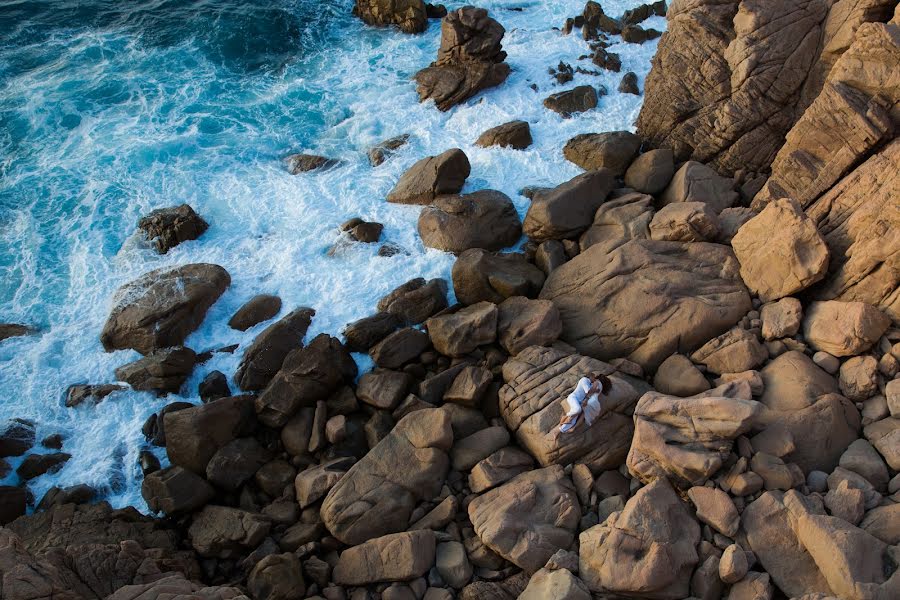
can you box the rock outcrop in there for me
[137,204,208,254]
[354,0,427,34]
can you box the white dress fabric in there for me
[559,376,602,432]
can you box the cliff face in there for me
[636,0,897,177]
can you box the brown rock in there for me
[164,395,256,474]
[355,0,427,34]
[452,249,545,305]
[137,204,208,254]
[333,530,436,585]
[688,486,740,537]
[719,544,749,585]
[660,161,737,214]
[115,347,196,394]
[141,466,214,516]
[444,365,492,407]
[357,369,413,410]
[370,327,430,368]
[248,553,306,600]
[426,301,497,357]
[0,324,33,343]
[523,170,616,242]
[839,355,879,401]
[760,297,803,340]
[285,153,337,173]
[649,202,719,242]
[234,308,316,391]
[205,437,271,491]
[732,198,830,301]
[368,133,410,166]
[387,149,470,205]
[562,132,641,176]
[188,505,270,558]
[418,190,521,253]
[496,296,561,356]
[803,300,890,357]
[519,568,591,600]
[543,86,599,116]
[342,312,400,352]
[101,264,230,355]
[690,327,767,375]
[377,277,449,325]
[295,458,352,508]
[624,148,675,194]
[451,425,509,471]
[229,294,282,331]
[653,354,710,397]
[475,120,532,149]
[468,465,580,572]
[578,192,653,253]
[539,239,751,370]
[864,417,900,470]
[468,446,533,493]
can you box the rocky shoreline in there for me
[2,1,899,600]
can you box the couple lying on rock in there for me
[558,373,613,433]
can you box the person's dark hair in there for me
[592,373,612,394]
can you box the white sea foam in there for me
[0,0,664,510]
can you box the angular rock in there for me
[803,300,891,357]
[839,355,879,401]
[418,190,521,253]
[562,132,641,176]
[660,161,737,214]
[474,120,532,149]
[444,365,492,407]
[760,297,803,340]
[205,437,272,491]
[649,201,719,242]
[64,383,125,408]
[248,553,306,600]
[468,446,533,493]
[16,452,70,481]
[370,327,430,368]
[141,466,215,516]
[114,347,197,394]
[840,438,890,492]
[369,133,410,166]
[387,149,470,205]
[653,354,710,397]
[523,170,617,241]
[357,369,413,410]
[864,417,900,470]
[688,486,740,537]
[578,192,653,254]
[543,86,598,116]
[436,540,472,588]
[333,530,436,585]
[496,296,561,356]
[188,505,271,558]
[690,327,767,375]
[284,153,337,173]
[342,312,400,352]
[137,204,208,254]
[426,301,497,357]
[234,308,316,391]
[164,395,256,474]
[377,277,449,325]
[295,458,352,508]
[101,264,230,355]
[519,568,590,600]
[452,249,545,305]
[451,425,509,472]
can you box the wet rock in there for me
[321,409,452,544]
[188,505,271,558]
[285,153,338,173]
[414,7,510,111]
[377,278,449,325]
[387,148,470,205]
[562,131,641,176]
[114,346,197,394]
[523,170,617,241]
[0,324,33,343]
[661,161,737,215]
[426,301,497,357]
[624,148,674,194]
[234,308,316,391]
[579,477,699,598]
[164,395,256,474]
[803,300,890,357]
[137,204,208,254]
[348,221,383,243]
[627,383,761,487]
[342,312,400,352]
[591,48,621,71]
[255,334,357,428]
[653,354,710,397]
[649,202,719,242]
[475,120,532,149]
[622,1,667,26]
[0,420,35,458]
[540,239,751,370]
[199,370,230,403]
[732,199,830,301]
[621,25,661,44]
[333,530,436,585]
[0,486,27,524]
[496,296,561,356]
[16,452,71,481]
[499,346,639,469]
[229,294,282,331]
[468,465,580,572]
[369,134,410,166]
[452,249,545,305]
[618,71,639,94]
[418,190,521,253]
[101,263,230,355]
[141,466,215,516]
[543,86,598,116]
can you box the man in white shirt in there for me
[558,373,612,433]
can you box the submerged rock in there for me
[284,153,338,173]
[137,204,208,254]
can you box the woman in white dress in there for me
[558,373,612,433]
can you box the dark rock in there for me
[377,278,449,325]
[0,324,33,342]
[164,395,257,474]
[592,48,621,71]
[618,71,640,95]
[0,420,35,458]
[426,3,447,19]
[142,465,215,515]
[452,249,545,305]
[418,190,522,253]
[354,0,427,34]
[199,370,231,402]
[369,134,410,166]
[137,204,208,254]
[285,153,338,174]
[101,263,230,355]
[584,1,622,35]
[255,459,296,497]
[114,346,197,394]
[357,370,414,410]
[370,327,431,369]
[414,7,511,111]
[621,25,662,44]
[255,334,357,428]
[36,485,96,512]
[188,505,271,558]
[16,452,71,480]
[235,308,316,391]
[475,121,533,149]
[0,486,26,524]
[248,553,306,600]
[349,221,383,243]
[563,131,641,175]
[139,450,160,475]
[387,148,470,205]
[144,401,193,447]
[229,294,282,331]
[206,437,272,491]
[523,170,617,241]
[64,384,126,408]
[41,434,63,449]
[622,1,667,26]
[543,86,598,116]
[342,312,401,352]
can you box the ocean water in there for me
[0,0,665,510]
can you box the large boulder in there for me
[579,477,700,599]
[626,383,762,488]
[757,351,861,472]
[188,505,270,558]
[475,120,532,149]
[141,466,214,516]
[414,7,510,111]
[660,161,737,214]
[468,465,580,572]
[452,249,545,305]
[101,264,230,355]
[562,132,641,176]
[806,139,900,322]
[164,395,256,475]
[803,300,891,357]
[648,201,719,243]
[387,149,470,205]
[578,192,654,254]
[690,327,767,375]
[732,198,830,301]
[137,204,208,254]
[418,190,522,253]
[234,308,316,391]
[522,170,617,241]
[254,334,357,428]
[539,239,751,371]
[354,0,427,34]
[426,301,497,357]
[624,148,675,194]
[377,277,449,325]
[543,86,599,117]
[320,408,452,545]
[496,296,562,356]
[114,346,197,394]
[498,346,639,469]
[333,530,436,585]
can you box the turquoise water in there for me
[0,0,664,509]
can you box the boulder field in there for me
[2,2,899,600]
